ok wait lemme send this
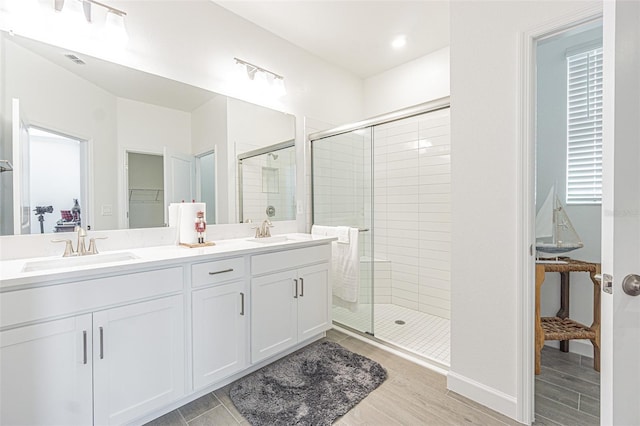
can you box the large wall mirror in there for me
[0,32,296,235]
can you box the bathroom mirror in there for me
[0,32,296,235]
[238,141,296,223]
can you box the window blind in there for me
[566,47,603,204]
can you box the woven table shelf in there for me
[541,316,596,341]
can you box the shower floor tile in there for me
[332,303,450,366]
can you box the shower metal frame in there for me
[308,96,451,352]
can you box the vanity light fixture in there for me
[54,0,128,45]
[234,57,286,97]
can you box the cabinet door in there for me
[0,315,93,426]
[93,295,185,425]
[297,263,331,341]
[192,281,247,389]
[251,270,298,363]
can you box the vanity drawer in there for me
[1,267,183,328]
[251,244,330,276]
[191,257,245,287]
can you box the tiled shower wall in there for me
[373,109,451,319]
[239,148,296,223]
[312,108,451,319]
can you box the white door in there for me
[0,315,93,426]
[192,282,247,389]
[297,263,330,341]
[251,270,298,363]
[601,2,640,425]
[12,98,31,235]
[93,296,185,425]
[163,147,195,224]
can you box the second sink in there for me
[22,252,139,272]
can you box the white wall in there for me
[536,26,602,354]
[363,47,450,118]
[449,0,601,420]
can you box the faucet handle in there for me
[88,236,108,255]
[251,225,262,238]
[52,239,75,257]
[262,219,274,237]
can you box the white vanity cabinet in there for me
[250,245,331,363]
[93,295,185,425]
[0,267,185,426]
[0,314,94,426]
[191,257,248,389]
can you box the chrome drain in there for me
[395,320,406,325]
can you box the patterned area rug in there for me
[229,341,387,426]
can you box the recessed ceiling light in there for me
[391,35,407,49]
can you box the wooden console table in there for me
[535,258,601,374]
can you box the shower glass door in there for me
[311,128,373,335]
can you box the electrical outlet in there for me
[101,205,113,216]
[296,201,304,214]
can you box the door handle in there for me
[622,274,640,296]
[293,279,298,299]
[99,326,104,359]
[82,330,88,365]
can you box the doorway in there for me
[532,19,602,425]
[126,152,164,229]
[28,127,88,234]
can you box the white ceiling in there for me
[214,0,450,78]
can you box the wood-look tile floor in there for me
[145,329,519,426]
[534,346,599,426]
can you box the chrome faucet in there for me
[52,226,107,257]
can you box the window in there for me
[566,46,603,204]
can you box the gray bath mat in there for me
[229,341,387,426]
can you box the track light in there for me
[234,57,286,97]
[54,0,128,46]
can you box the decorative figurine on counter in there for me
[195,210,206,244]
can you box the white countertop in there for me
[0,233,336,291]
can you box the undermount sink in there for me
[22,252,139,272]
[246,235,290,244]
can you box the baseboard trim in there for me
[447,371,518,421]
[544,339,594,358]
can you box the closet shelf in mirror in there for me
[129,189,164,203]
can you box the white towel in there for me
[331,227,359,303]
[311,225,360,304]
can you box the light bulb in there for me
[105,10,128,48]
[272,78,286,97]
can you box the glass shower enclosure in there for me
[311,128,374,335]
[310,98,452,366]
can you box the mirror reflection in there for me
[238,141,296,224]
[0,32,296,235]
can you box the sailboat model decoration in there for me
[535,186,583,254]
